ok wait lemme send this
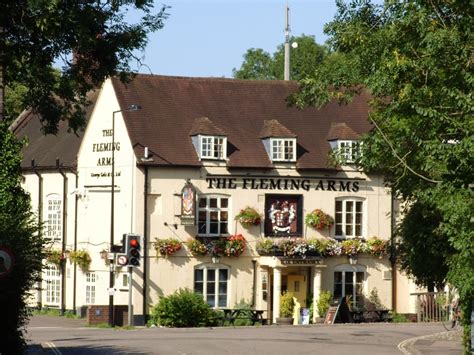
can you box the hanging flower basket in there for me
[186,239,208,256]
[69,249,91,271]
[235,207,261,227]
[154,238,183,257]
[223,234,246,257]
[304,209,334,230]
[46,249,66,267]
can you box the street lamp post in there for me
[108,104,141,327]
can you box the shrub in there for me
[150,289,216,327]
[390,312,409,323]
[280,291,295,318]
[317,290,332,317]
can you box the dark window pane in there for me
[334,272,342,283]
[219,269,228,281]
[356,201,362,212]
[220,222,228,234]
[346,201,353,212]
[199,198,207,208]
[356,272,364,283]
[210,222,218,234]
[194,282,203,295]
[198,211,207,221]
[220,199,228,208]
[336,200,342,212]
[207,282,215,295]
[346,272,354,284]
[346,225,353,236]
[355,213,362,224]
[207,295,215,307]
[210,198,218,208]
[335,213,342,223]
[355,225,361,236]
[195,269,203,282]
[219,282,227,294]
[198,222,206,234]
[336,224,343,235]
[345,283,354,298]
[221,211,228,221]
[207,269,215,281]
[218,295,227,308]
[334,284,342,299]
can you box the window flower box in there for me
[154,238,183,257]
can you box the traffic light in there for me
[125,234,141,267]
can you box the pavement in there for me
[26,315,465,354]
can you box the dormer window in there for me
[338,140,360,163]
[259,119,298,164]
[271,138,296,162]
[189,117,228,161]
[201,135,226,160]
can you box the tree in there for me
[0,1,168,351]
[1,0,168,133]
[0,122,45,353]
[290,1,473,350]
[233,34,327,81]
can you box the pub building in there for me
[15,75,424,325]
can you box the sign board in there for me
[300,308,310,325]
[180,181,196,225]
[107,287,117,296]
[0,247,14,278]
[280,256,323,265]
[116,254,128,266]
[324,304,341,325]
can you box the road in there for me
[27,315,462,354]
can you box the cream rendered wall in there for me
[141,164,395,314]
[22,170,77,310]
[76,79,138,308]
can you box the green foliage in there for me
[232,299,253,326]
[150,289,216,328]
[304,209,334,230]
[153,238,183,257]
[390,312,409,323]
[2,0,168,132]
[233,35,328,81]
[291,1,473,350]
[186,239,208,256]
[280,291,295,318]
[317,290,332,317]
[0,123,45,353]
[45,249,65,267]
[368,288,385,310]
[69,249,91,272]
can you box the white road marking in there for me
[397,330,449,354]
[43,342,62,355]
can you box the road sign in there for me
[0,247,14,278]
[116,254,128,266]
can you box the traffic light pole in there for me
[128,266,133,327]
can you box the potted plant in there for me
[256,238,274,255]
[186,238,208,256]
[154,238,183,257]
[235,207,261,227]
[316,290,332,322]
[69,249,91,271]
[46,249,65,267]
[277,291,295,325]
[223,234,246,257]
[304,209,334,230]
[366,237,390,258]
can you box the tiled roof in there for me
[12,90,99,170]
[327,122,361,141]
[189,117,227,136]
[259,119,297,139]
[112,75,372,170]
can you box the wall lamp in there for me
[164,222,178,230]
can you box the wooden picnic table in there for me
[219,308,266,326]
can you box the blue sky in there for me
[132,0,342,78]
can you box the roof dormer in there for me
[259,119,297,163]
[327,122,361,164]
[189,117,227,160]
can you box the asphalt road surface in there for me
[27,315,462,355]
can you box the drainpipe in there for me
[57,159,68,315]
[390,190,397,311]
[32,159,43,309]
[251,260,257,308]
[72,170,78,314]
[142,166,149,324]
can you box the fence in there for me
[411,292,450,323]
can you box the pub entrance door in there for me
[287,274,307,324]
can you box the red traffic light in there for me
[130,239,139,247]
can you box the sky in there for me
[131,0,343,78]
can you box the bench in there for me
[217,309,267,326]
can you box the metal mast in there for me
[284,5,290,81]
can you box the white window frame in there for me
[333,264,367,308]
[335,198,365,238]
[85,272,96,305]
[270,138,296,162]
[337,140,360,163]
[200,135,227,160]
[45,194,62,241]
[44,264,61,305]
[194,265,229,308]
[197,195,230,237]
